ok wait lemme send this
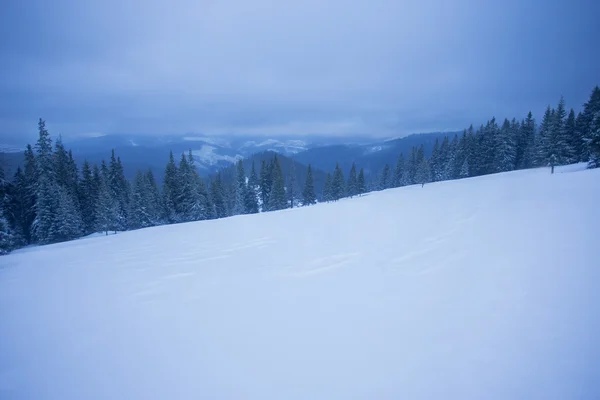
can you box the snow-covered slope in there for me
[1,166,599,399]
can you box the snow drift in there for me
[1,165,599,399]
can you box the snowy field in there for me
[1,165,599,399]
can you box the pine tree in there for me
[95,175,120,235]
[415,158,431,187]
[233,160,247,215]
[331,162,345,200]
[517,112,536,169]
[357,168,366,195]
[79,161,98,234]
[554,96,572,164]
[267,156,287,211]
[379,164,390,190]
[390,156,403,190]
[347,163,358,197]
[587,110,600,168]
[259,160,272,210]
[162,151,180,223]
[302,164,317,205]
[108,151,130,229]
[287,161,299,208]
[247,160,259,211]
[429,139,441,181]
[34,176,59,243]
[0,168,16,254]
[536,106,554,166]
[495,118,517,172]
[323,173,333,202]
[54,186,83,241]
[35,118,54,180]
[459,158,470,178]
[579,87,600,163]
[211,173,228,218]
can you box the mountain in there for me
[1,164,597,399]
[211,151,330,201]
[292,132,457,177]
[0,131,456,183]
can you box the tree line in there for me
[1,86,599,253]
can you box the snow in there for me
[190,145,242,168]
[1,165,599,399]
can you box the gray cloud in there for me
[1,0,598,142]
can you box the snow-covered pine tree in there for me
[553,96,572,165]
[54,186,83,241]
[162,151,180,223]
[130,170,151,229]
[233,160,247,215]
[587,109,600,168]
[357,168,366,195]
[95,174,120,235]
[347,163,358,197]
[259,160,272,209]
[580,87,600,167]
[302,164,317,205]
[211,173,228,218]
[429,139,441,182]
[287,160,298,208]
[108,151,130,230]
[459,158,470,178]
[495,118,517,172]
[33,175,59,243]
[415,158,431,187]
[379,164,390,190]
[517,112,536,169]
[0,209,15,255]
[267,156,287,211]
[144,169,164,224]
[79,161,98,234]
[323,173,333,202]
[536,106,553,167]
[564,109,579,164]
[444,136,459,179]
[331,162,345,200]
[390,154,403,188]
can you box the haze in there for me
[1,0,598,142]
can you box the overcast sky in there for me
[1,0,598,142]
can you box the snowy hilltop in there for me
[1,164,599,399]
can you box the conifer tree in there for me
[162,151,180,223]
[564,109,579,164]
[429,139,441,181]
[323,173,333,202]
[211,173,228,218]
[54,186,83,241]
[580,87,600,164]
[392,153,405,187]
[587,110,600,168]
[331,162,345,200]
[347,163,358,197]
[95,175,119,235]
[287,161,298,208]
[267,156,287,211]
[495,118,517,172]
[357,168,366,195]
[233,160,247,215]
[302,164,317,205]
[415,158,431,187]
[379,164,390,190]
[79,161,98,234]
[517,112,536,169]
[259,160,272,209]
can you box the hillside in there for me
[1,165,599,399]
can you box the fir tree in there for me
[259,160,272,210]
[579,87,600,163]
[459,158,470,178]
[211,173,228,218]
[233,160,247,215]
[54,186,83,241]
[108,151,130,229]
[393,153,405,187]
[429,139,441,181]
[379,164,390,190]
[33,176,59,243]
[517,112,536,169]
[79,161,98,234]
[323,173,333,202]
[267,156,287,211]
[587,110,600,168]
[162,151,180,223]
[347,163,358,197]
[287,161,298,208]
[302,164,317,205]
[331,163,346,200]
[495,118,517,172]
[357,168,366,195]
[415,158,431,187]
[564,109,579,164]
[95,175,119,235]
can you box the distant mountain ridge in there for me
[0,131,459,183]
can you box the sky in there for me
[0,0,599,143]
